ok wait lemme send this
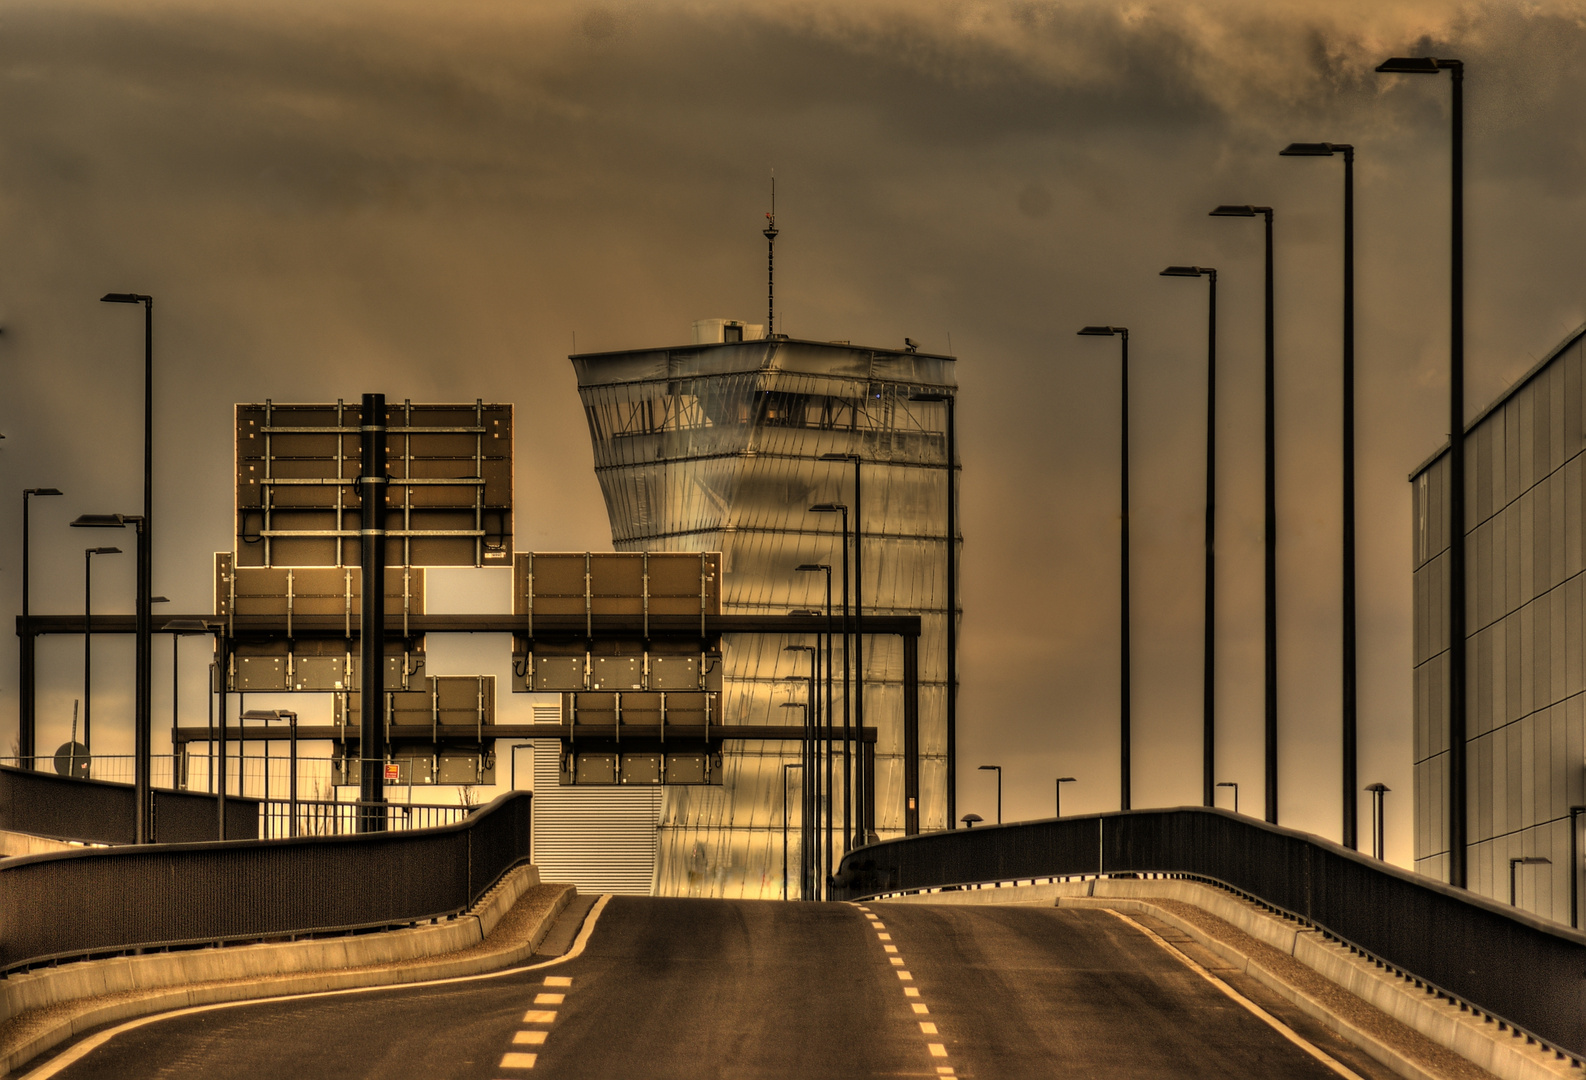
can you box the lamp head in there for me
[788,608,822,617]
[1280,142,1348,157]
[1056,776,1076,783]
[1209,205,1258,217]
[819,452,859,463]
[1160,265,1212,278]
[163,618,214,634]
[86,546,122,556]
[1365,782,1390,793]
[100,293,152,304]
[25,487,63,497]
[794,563,829,573]
[72,513,127,529]
[808,503,847,514]
[1375,56,1443,74]
[978,764,998,772]
[908,392,949,402]
[1076,325,1126,337]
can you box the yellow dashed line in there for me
[869,912,953,1075]
[912,1003,929,1015]
[544,976,572,987]
[498,976,574,1070]
[904,987,920,998]
[890,958,905,966]
[499,1051,538,1069]
[513,1031,548,1045]
[533,993,565,1005]
[877,932,891,940]
[897,971,912,980]
[920,1022,938,1034]
[883,945,898,953]
[521,1010,557,1023]
[928,1043,948,1058]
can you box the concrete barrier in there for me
[0,865,575,1077]
[880,877,1578,1080]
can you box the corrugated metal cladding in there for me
[571,337,959,899]
[530,703,660,895]
[1410,322,1586,923]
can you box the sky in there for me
[4,0,1586,865]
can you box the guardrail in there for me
[0,765,258,844]
[834,807,1586,1061]
[262,798,475,838]
[0,790,531,974]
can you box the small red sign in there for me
[384,763,401,782]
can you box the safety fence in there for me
[833,807,1586,1062]
[261,798,475,838]
[0,789,531,973]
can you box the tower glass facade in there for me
[572,337,958,897]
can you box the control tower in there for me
[571,325,958,897]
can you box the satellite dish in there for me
[53,742,89,780]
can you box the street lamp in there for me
[1570,806,1586,930]
[164,618,214,794]
[906,390,958,830]
[241,708,299,837]
[1509,856,1551,908]
[796,563,835,868]
[73,512,150,842]
[1055,776,1076,818]
[782,762,803,900]
[20,487,63,767]
[1366,782,1390,860]
[80,544,123,762]
[785,646,820,896]
[961,813,982,828]
[1216,780,1239,816]
[819,451,869,845]
[1160,264,1218,807]
[781,700,809,899]
[1208,205,1279,826]
[1282,140,1359,849]
[978,764,1001,825]
[1076,327,1132,810]
[808,502,854,847]
[1376,52,1467,888]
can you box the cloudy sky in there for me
[3,0,1585,863]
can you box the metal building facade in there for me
[1411,323,1586,921]
[571,337,958,898]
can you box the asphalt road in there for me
[20,896,1404,1080]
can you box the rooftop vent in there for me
[692,319,766,345]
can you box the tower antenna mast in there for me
[764,174,778,335]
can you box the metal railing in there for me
[834,807,1586,1062]
[0,789,531,974]
[262,798,475,838]
[0,765,258,844]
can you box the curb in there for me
[0,868,574,1078]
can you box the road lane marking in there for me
[920,1022,938,1034]
[883,945,898,953]
[912,1003,929,1014]
[500,1051,538,1068]
[522,1010,558,1023]
[543,976,572,987]
[904,987,920,997]
[877,932,891,940]
[1104,910,1366,1080]
[871,922,885,929]
[16,894,617,1080]
[897,971,913,980]
[514,1031,548,1045]
[890,958,905,966]
[533,993,566,1004]
[928,1043,948,1057]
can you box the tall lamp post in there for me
[241,708,299,836]
[81,545,123,759]
[785,649,819,897]
[978,764,1001,825]
[1366,782,1390,860]
[906,391,958,829]
[816,453,867,844]
[796,564,835,869]
[809,504,851,848]
[781,699,809,898]
[782,762,803,900]
[1281,141,1357,848]
[1160,265,1218,806]
[1569,805,1585,930]
[1376,53,1466,888]
[21,487,63,766]
[165,619,214,792]
[1208,205,1280,825]
[74,513,150,842]
[1055,776,1076,818]
[1509,856,1551,908]
[1076,326,1132,809]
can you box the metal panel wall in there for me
[1412,327,1586,917]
